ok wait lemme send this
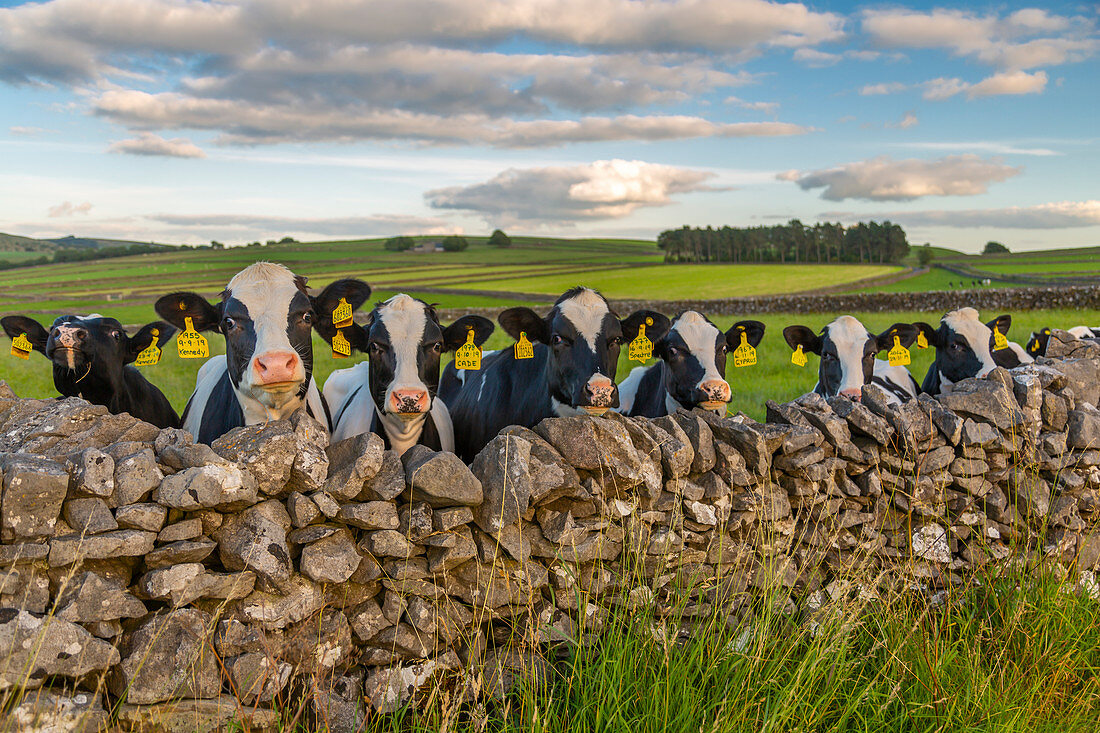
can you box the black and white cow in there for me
[617,311,764,417]
[442,287,669,461]
[322,294,494,455]
[154,262,371,443]
[1025,326,1100,357]
[916,308,1017,394]
[783,316,921,404]
[1,313,179,428]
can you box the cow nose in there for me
[839,387,862,401]
[253,351,299,384]
[585,375,616,407]
[389,388,430,414]
[977,367,993,378]
[699,379,731,403]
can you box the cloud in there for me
[148,213,460,237]
[48,201,93,217]
[780,154,1021,201]
[886,111,918,129]
[898,141,1062,157]
[425,159,720,225]
[867,201,1100,229]
[966,70,1047,98]
[793,48,885,67]
[108,132,205,158]
[9,126,49,136]
[724,97,780,114]
[859,82,907,96]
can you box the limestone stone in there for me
[110,449,163,507]
[63,497,118,535]
[49,528,156,566]
[1,454,68,542]
[473,434,533,534]
[211,420,298,496]
[0,609,120,691]
[54,571,147,622]
[403,446,483,507]
[154,463,257,511]
[212,499,292,584]
[109,608,220,704]
[114,502,167,532]
[300,528,361,584]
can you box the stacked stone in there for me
[0,337,1099,731]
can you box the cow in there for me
[1,313,179,428]
[322,293,494,455]
[442,286,669,461]
[782,316,921,404]
[915,307,1019,394]
[154,262,371,443]
[616,311,764,417]
[1025,326,1100,357]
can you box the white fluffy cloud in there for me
[108,132,205,158]
[886,112,918,129]
[878,201,1100,229]
[48,201,93,217]
[779,155,1021,201]
[426,159,719,225]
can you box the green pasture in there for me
[849,268,1017,293]
[981,260,1100,275]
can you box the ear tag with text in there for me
[10,333,31,360]
[916,331,929,349]
[791,344,808,367]
[992,326,1008,351]
[732,330,756,368]
[332,298,354,329]
[454,329,481,370]
[628,321,653,363]
[888,335,911,367]
[514,331,534,360]
[332,329,351,359]
[134,328,162,366]
[176,316,209,359]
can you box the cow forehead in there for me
[52,314,116,329]
[824,315,871,350]
[225,262,304,316]
[375,294,431,343]
[672,311,720,355]
[943,308,990,344]
[556,288,612,348]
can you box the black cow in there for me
[442,287,668,461]
[322,293,493,455]
[617,310,764,417]
[783,315,921,404]
[916,307,1016,394]
[155,262,371,443]
[2,313,179,428]
[1025,326,1100,357]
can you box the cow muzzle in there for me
[582,375,616,414]
[252,351,302,392]
[839,387,862,401]
[697,379,731,411]
[388,388,430,419]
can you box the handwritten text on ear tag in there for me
[791,344,808,367]
[628,322,653,363]
[332,298,353,328]
[10,333,31,360]
[454,329,481,370]
[332,329,351,358]
[888,335,911,367]
[514,331,534,360]
[177,317,209,359]
[992,327,1008,351]
[916,331,929,349]
[134,328,162,366]
[733,330,756,368]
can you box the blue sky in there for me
[0,0,1097,252]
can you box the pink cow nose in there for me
[390,388,430,414]
[253,351,299,384]
[839,387,862,401]
[55,327,87,348]
[700,379,731,402]
[585,375,616,407]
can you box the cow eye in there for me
[668,346,683,358]
[369,341,385,354]
[110,331,121,341]
[823,352,837,362]
[222,316,236,330]
[430,342,443,353]
[301,312,313,324]
[718,344,728,354]
[550,334,565,346]
[951,340,965,351]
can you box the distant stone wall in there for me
[2,328,1100,731]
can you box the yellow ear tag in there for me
[332,329,351,358]
[791,344,808,367]
[10,333,32,360]
[916,331,929,349]
[514,331,534,360]
[732,330,756,368]
[628,322,653,363]
[888,335,911,367]
[332,297,354,328]
[134,328,162,366]
[992,327,1008,351]
[454,329,481,370]
[176,316,209,359]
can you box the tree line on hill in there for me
[657,220,910,264]
[0,242,167,271]
[384,229,512,252]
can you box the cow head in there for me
[333,293,493,419]
[917,308,1009,392]
[155,263,371,414]
[2,313,174,388]
[784,316,919,400]
[1025,327,1052,357]
[655,311,765,412]
[498,287,669,416]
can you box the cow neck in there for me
[236,373,310,424]
[366,369,444,455]
[53,361,124,406]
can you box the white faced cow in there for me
[916,307,1020,394]
[1,313,179,428]
[617,311,764,417]
[154,262,371,443]
[442,287,669,461]
[322,294,494,455]
[783,316,921,404]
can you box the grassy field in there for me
[850,268,1018,293]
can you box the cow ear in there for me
[442,316,495,351]
[783,325,821,355]
[310,279,371,344]
[727,320,765,349]
[875,322,919,352]
[987,314,1011,337]
[498,307,549,343]
[124,321,177,363]
[621,311,670,344]
[1,316,49,354]
[913,321,940,349]
[154,292,221,332]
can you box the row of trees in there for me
[657,220,910,264]
[383,229,512,253]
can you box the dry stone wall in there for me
[2,328,1100,731]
